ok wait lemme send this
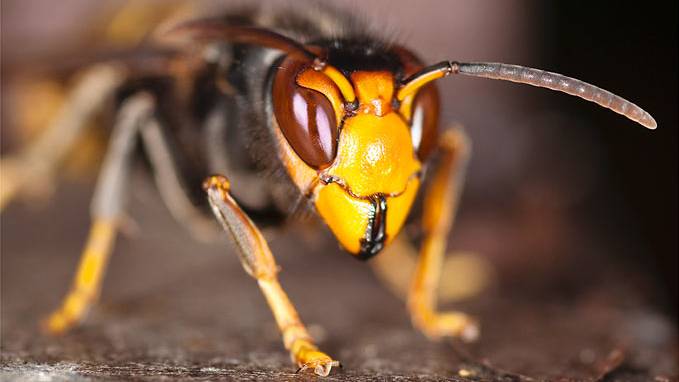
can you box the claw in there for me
[460,321,480,343]
[292,341,339,376]
[297,358,340,377]
[416,311,480,342]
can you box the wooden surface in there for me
[1,182,677,381]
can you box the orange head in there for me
[271,43,440,259]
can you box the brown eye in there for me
[273,58,338,169]
[410,84,439,160]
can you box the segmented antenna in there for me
[452,62,657,129]
[399,61,656,129]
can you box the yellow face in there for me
[313,70,422,259]
[272,60,431,260]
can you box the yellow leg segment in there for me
[372,235,491,303]
[407,128,480,342]
[43,219,117,335]
[203,176,338,376]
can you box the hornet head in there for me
[271,41,439,259]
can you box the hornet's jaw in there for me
[357,194,387,260]
[314,177,420,260]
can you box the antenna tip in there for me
[641,114,658,130]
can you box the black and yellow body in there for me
[0,2,656,377]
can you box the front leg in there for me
[203,175,339,376]
[408,127,479,342]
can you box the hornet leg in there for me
[139,114,218,242]
[407,127,480,342]
[43,93,152,334]
[203,175,339,377]
[371,235,491,304]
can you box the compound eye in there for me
[273,58,338,170]
[409,84,439,161]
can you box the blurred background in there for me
[2,1,677,380]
